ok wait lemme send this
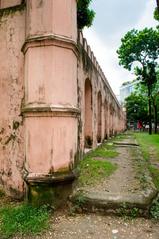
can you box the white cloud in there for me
[83,0,157,96]
[135,0,157,29]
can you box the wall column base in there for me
[25,171,78,207]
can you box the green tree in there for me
[125,93,148,128]
[151,69,159,133]
[117,28,159,134]
[154,7,159,21]
[156,0,159,11]
[135,76,159,134]
[77,0,95,29]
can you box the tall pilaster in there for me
[22,0,79,205]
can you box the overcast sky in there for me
[83,0,158,95]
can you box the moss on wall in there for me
[0,1,26,20]
[28,182,73,208]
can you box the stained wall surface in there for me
[0,1,126,199]
[77,33,125,151]
[0,5,25,198]
[0,0,22,9]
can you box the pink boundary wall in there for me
[0,0,126,203]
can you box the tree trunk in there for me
[148,86,152,135]
[157,0,159,10]
[154,104,158,134]
[152,94,158,134]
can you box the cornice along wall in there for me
[78,30,122,110]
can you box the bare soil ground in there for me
[14,212,159,239]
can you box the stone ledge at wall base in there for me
[70,187,158,217]
[25,170,79,207]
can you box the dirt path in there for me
[14,212,159,239]
[86,145,142,194]
[102,146,141,193]
[52,213,159,239]
[79,136,143,195]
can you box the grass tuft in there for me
[0,204,49,238]
[150,197,159,219]
[134,132,159,161]
[77,138,119,186]
[87,144,119,159]
[149,165,159,190]
[78,156,117,186]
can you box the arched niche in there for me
[97,91,102,143]
[84,79,93,148]
[104,99,108,139]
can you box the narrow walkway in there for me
[72,133,157,214]
[85,139,141,194]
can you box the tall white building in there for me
[119,81,137,105]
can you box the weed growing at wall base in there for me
[0,204,49,238]
[150,196,159,219]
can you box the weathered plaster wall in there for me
[0,0,22,9]
[77,32,126,151]
[0,5,25,198]
[26,0,77,40]
[0,0,125,202]
[23,0,78,185]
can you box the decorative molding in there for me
[22,104,80,118]
[25,171,78,185]
[22,34,79,57]
[78,30,122,110]
[0,0,24,10]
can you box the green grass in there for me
[150,195,159,219]
[134,132,159,161]
[77,136,122,186]
[87,145,119,158]
[114,133,129,141]
[134,132,159,189]
[0,204,49,238]
[149,165,159,190]
[78,156,117,186]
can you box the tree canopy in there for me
[126,69,159,133]
[154,7,159,21]
[125,93,148,124]
[117,27,159,134]
[117,28,159,71]
[77,0,95,29]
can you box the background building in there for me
[119,81,137,105]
